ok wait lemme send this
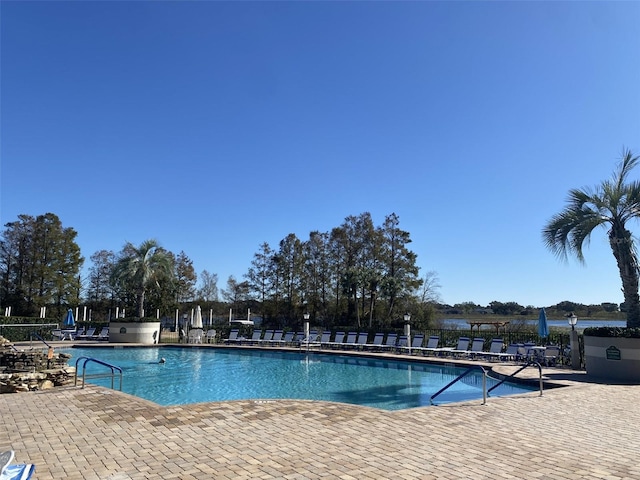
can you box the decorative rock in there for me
[0,348,75,394]
[38,380,55,390]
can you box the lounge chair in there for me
[396,335,408,352]
[328,331,345,349]
[96,328,109,341]
[380,332,398,351]
[205,329,217,343]
[542,345,560,366]
[438,336,470,357]
[356,332,369,349]
[369,333,385,350]
[343,332,358,349]
[247,329,263,345]
[466,337,485,359]
[479,338,505,361]
[300,331,320,349]
[282,331,295,345]
[224,329,240,343]
[521,342,547,362]
[51,329,75,341]
[75,327,96,340]
[259,330,275,345]
[0,451,35,480]
[268,330,284,345]
[418,335,440,355]
[408,334,425,354]
[501,343,520,361]
[318,331,332,347]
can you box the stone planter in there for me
[109,322,161,344]
[584,335,640,383]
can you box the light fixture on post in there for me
[567,313,579,369]
[303,312,310,341]
[404,313,411,355]
[182,313,188,343]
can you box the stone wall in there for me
[0,335,75,393]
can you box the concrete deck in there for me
[2,343,640,479]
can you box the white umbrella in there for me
[192,305,203,329]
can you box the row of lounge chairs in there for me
[52,327,109,341]
[224,329,321,347]
[222,329,561,365]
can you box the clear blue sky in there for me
[2,1,639,308]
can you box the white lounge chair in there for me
[0,450,35,480]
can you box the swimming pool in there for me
[69,347,537,410]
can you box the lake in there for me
[440,318,625,330]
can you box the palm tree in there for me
[110,239,174,318]
[543,149,640,328]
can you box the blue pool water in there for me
[69,347,536,410]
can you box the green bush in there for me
[583,326,640,338]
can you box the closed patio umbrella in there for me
[192,305,203,329]
[63,308,75,328]
[538,308,549,339]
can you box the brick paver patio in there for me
[2,345,640,479]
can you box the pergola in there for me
[467,320,510,335]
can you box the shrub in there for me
[583,326,640,338]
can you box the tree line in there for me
[0,211,438,330]
[2,210,628,329]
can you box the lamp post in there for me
[404,313,411,355]
[303,312,310,341]
[568,313,580,369]
[182,313,188,343]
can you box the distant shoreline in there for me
[434,313,626,322]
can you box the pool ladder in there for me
[74,356,123,391]
[430,362,543,405]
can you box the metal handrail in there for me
[74,356,123,391]
[430,365,488,405]
[30,331,52,348]
[487,361,543,397]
